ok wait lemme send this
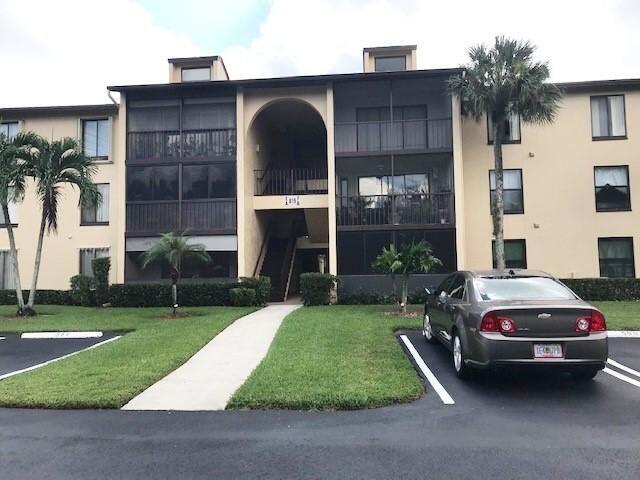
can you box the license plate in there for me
[534,344,563,359]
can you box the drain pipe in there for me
[108,91,119,106]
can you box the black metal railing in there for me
[334,118,452,154]
[336,193,454,226]
[127,128,236,162]
[126,199,236,234]
[254,168,328,196]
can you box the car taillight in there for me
[480,311,516,333]
[575,310,607,333]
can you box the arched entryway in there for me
[248,99,330,301]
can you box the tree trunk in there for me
[2,204,25,314]
[25,212,47,315]
[492,119,506,271]
[400,275,409,314]
[391,274,397,304]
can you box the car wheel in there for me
[423,314,437,344]
[452,333,471,379]
[571,369,599,381]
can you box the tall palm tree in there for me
[25,137,101,315]
[448,37,562,270]
[140,232,211,314]
[0,131,41,315]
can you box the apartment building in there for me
[1,45,638,299]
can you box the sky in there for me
[1,0,639,107]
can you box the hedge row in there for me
[337,288,427,305]
[560,278,640,301]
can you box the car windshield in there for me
[474,276,576,301]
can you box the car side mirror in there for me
[438,290,448,301]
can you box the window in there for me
[488,111,521,144]
[79,248,109,277]
[598,238,635,278]
[489,169,524,214]
[82,119,110,159]
[126,166,179,201]
[591,95,626,139]
[492,239,527,269]
[182,164,235,200]
[448,274,466,300]
[181,67,211,82]
[0,251,16,289]
[475,277,575,301]
[81,184,110,225]
[161,251,233,278]
[594,166,630,211]
[374,56,406,72]
[0,122,19,140]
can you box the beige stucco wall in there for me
[460,90,640,278]
[0,109,123,290]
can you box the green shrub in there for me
[229,287,257,307]
[92,257,111,306]
[109,282,242,307]
[0,290,72,306]
[239,276,271,305]
[300,273,338,306]
[69,275,95,306]
[561,278,640,301]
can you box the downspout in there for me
[108,91,119,106]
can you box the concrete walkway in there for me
[122,304,301,411]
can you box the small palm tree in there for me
[372,244,401,303]
[0,131,40,314]
[25,137,101,315]
[396,240,441,313]
[140,232,211,314]
[447,37,562,270]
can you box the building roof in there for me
[168,55,221,64]
[555,77,640,92]
[0,103,117,119]
[363,45,417,53]
[107,67,463,93]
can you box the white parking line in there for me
[400,334,455,405]
[0,335,121,381]
[607,358,640,379]
[603,367,640,389]
[21,331,103,339]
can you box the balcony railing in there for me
[127,128,236,162]
[337,193,454,227]
[126,199,236,235]
[334,118,452,154]
[255,168,328,196]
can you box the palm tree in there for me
[447,37,562,270]
[396,240,441,313]
[0,131,41,315]
[25,137,101,316]
[140,232,211,314]
[372,244,401,303]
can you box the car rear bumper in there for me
[466,331,608,370]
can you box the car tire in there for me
[452,332,471,379]
[423,314,437,344]
[571,369,599,381]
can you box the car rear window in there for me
[474,277,576,301]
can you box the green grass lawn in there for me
[0,305,255,408]
[228,305,423,410]
[595,301,640,330]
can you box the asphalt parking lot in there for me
[399,330,640,409]
[0,332,121,380]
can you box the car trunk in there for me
[484,303,595,337]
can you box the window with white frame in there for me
[591,95,626,139]
[0,251,16,289]
[0,122,19,140]
[81,184,110,225]
[488,111,521,143]
[82,118,110,159]
[79,248,109,277]
[181,67,210,82]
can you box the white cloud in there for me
[0,0,202,107]
[1,0,639,107]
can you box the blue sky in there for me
[1,0,639,107]
[138,0,270,52]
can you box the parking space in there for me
[399,330,640,410]
[0,332,121,380]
